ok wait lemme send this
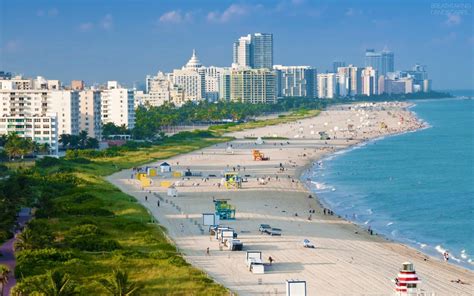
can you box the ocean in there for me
[305,96,474,270]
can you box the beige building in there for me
[317,73,337,99]
[229,69,276,104]
[361,67,378,96]
[79,90,101,139]
[337,65,362,96]
[49,90,80,136]
[71,80,85,90]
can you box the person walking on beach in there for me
[157,200,160,207]
[444,251,449,262]
[268,256,274,266]
[145,195,148,201]
[206,247,210,256]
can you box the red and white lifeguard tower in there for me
[394,262,421,296]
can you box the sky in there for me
[0,0,473,89]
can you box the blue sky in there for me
[0,0,472,89]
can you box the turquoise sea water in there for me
[305,97,474,269]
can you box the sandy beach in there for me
[108,102,473,295]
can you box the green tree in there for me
[30,270,80,296]
[4,133,34,160]
[59,134,71,149]
[78,130,88,149]
[0,264,10,296]
[85,137,99,149]
[97,270,142,296]
[14,223,53,251]
[102,123,129,139]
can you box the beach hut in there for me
[286,280,307,296]
[394,262,421,296]
[147,167,157,177]
[160,162,171,173]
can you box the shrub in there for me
[16,248,74,277]
[35,156,61,168]
[64,224,120,252]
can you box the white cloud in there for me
[100,14,113,30]
[78,22,94,32]
[78,14,113,32]
[207,4,251,23]
[159,10,193,24]
[444,13,461,26]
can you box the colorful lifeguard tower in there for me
[224,172,242,189]
[214,199,235,220]
[394,262,421,296]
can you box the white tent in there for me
[255,137,264,145]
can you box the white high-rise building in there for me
[101,81,135,129]
[229,69,276,104]
[0,76,60,154]
[336,74,347,97]
[49,90,80,136]
[361,67,378,96]
[317,73,337,99]
[204,66,228,102]
[233,33,273,69]
[172,50,205,103]
[337,65,362,96]
[273,65,317,98]
[233,35,252,68]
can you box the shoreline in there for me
[301,100,472,271]
[109,101,473,295]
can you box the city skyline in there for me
[1,0,473,89]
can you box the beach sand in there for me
[108,102,473,295]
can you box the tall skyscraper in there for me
[333,61,346,73]
[233,33,273,69]
[365,49,394,75]
[317,73,337,99]
[274,65,317,98]
[337,65,362,96]
[229,69,276,104]
[361,67,378,96]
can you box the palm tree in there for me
[78,130,88,149]
[33,270,79,296]
[97,270,141,296]
[0,264,10,296]
[40,143,51,155]
[58,134,71,149]
[14,228,35,251]
[4,133,34,160]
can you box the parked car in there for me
[259,224,271,233]
[267,228,282,236]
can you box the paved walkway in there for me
[0,208,31,296]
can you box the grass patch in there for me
[210,109,320,134]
